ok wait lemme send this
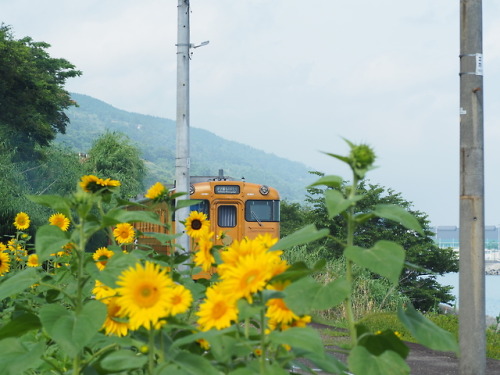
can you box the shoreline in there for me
[485,261,500,276]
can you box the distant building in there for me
[431,225,500,251]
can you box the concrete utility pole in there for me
[459,1,486,374]
[175,0,191,256]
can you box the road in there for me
[303,323,500,374]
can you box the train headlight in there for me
[190,184,195,195]
[259,185,269,195]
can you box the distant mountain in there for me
[57,93,314,201]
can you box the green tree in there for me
[0,144,84,239]
[303,175,458,311]
[84,131,146,198]
[0,25,80,159]
[279,200,312,238]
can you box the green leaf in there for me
[102,208,163,227]
[0,338,45,375]
[302,352,348,374]
[227,369,256,375]
[34,224,70,262]
[270,224,329,251]
[323,190,350,218]
[398,305,458,353]
[146,232,182,245]
[172,350,221,375]
[348,345,410,375]
[170,327,233,349]
[284,276,349,315]
[0,268,39,300]
[100,349,148,371]
[39,300,107,358]
[357,328,409,359]
[28,194,71,216]
[237,298,262,320]
[323,151,351,165]
[154,364,189,375]
[176,199,201,210]
[344,240,405,284]
[206,335,243,363]
[272,261,315,282]
[373,204,424,235]
[0,312,41,340]
[87,250,138,287]
[269,327,324,354]
[308,175,343,188]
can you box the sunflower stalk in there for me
[148,329,155,375]
[71,216,88,375]
[344,174,359,346]
[259,306,267,375]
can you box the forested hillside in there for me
[57,93,313,201]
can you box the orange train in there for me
[129,173,280,253]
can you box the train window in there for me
[190,199,210,219]
[218,205,237,227]
[245,200,280,222]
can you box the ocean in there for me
[436,272,500,318]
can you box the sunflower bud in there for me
[349,143,376,179]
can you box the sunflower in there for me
[196,283,239,331]
[197,338,210,350]
[219,250,278,303]
[100,297,129,337]
[93,247,115,270]
[79,175,100,192]
[291,315,312,328]
[185,211,210,239]
[100,178,121,188]
[49,213,70,231]
[27,254,39,267]
[0,242,7,252]
[145,182,166,200]
[116,261,174,330]
[218,237,267,274]
[167,284,193,316]
[93,280,117,301]
[113,223,135,244]
[193,231,215,272]
[7,239,26,260]
[254,233,279,249]
[62,242,75,254]
[0,252,10,275]
[79,175,121,193]
[7,239,22,253]
[266,281,298,327]
[14,212,30,231]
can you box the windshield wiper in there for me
[251,211,262,226]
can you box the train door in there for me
[213,200,243,246]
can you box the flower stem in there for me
[148,329,155,375]
[345,175,359,346]
[259,308,267,374]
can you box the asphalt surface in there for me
[305,323,500,375]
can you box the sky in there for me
[3,1,500,227]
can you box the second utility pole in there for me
[459,0,485,374]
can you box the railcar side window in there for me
[245,200,280,222]
[190,200,210,218]
[218,205,237,227]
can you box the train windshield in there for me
[245,200,280,222]
[190,199,210,218]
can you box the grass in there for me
[313,312,500,360]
